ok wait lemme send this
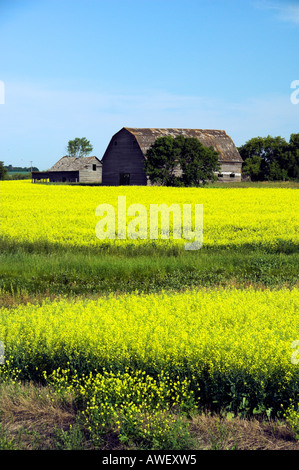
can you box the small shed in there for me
[32,156,102,184]
[102,127,243,185]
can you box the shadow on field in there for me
[1,237,298,305]
[1,237,299,256]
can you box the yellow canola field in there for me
[0,181,298,416]
[0,287,298,415]
[0,287,298,384]
[0,180,298,250]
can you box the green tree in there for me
[0,162,8,180]
[242,155,262,181]
[286,133,299,180]
[179,137,220,186]
[145,135,220,186]
[145,136,183,186]
[238,135,289,181]
[66,137,93,158]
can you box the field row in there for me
[0,287,298,415]
[1,181,298,252]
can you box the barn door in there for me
[119,173,130,185]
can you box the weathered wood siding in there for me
[79,157,102,183]
[50,171,79,182]
[147,161,242,183]
[216,162,242,182]
[102,129,147,186]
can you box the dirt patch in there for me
[191,412,299,450]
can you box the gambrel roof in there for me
[123,128,243,163]
[49,156,101,171]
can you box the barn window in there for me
[120,173,130,185]
[230,173,235,178]
[218,173,223,178]
[93,164,96,171]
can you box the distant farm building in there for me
[32,156,102,184]
[102,127,243,185]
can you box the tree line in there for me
[0,164,40,180]
[238,133,299,181]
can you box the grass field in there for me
[0,180,298,450]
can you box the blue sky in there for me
[0,0,298,170]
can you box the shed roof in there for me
[124,128,243,163]
[49,156,101,171]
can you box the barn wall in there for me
[217,162,242,182]
[102,129,147,186]
[32,171,50,181]
[32,171,79,182]
[79,158,102,183]
[49,171,79,182]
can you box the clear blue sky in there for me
[0,0,298,170]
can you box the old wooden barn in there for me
[102,127,243,186]
[32,156,102,184]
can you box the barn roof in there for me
[49,156,101,171]
[124,128,243,163]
